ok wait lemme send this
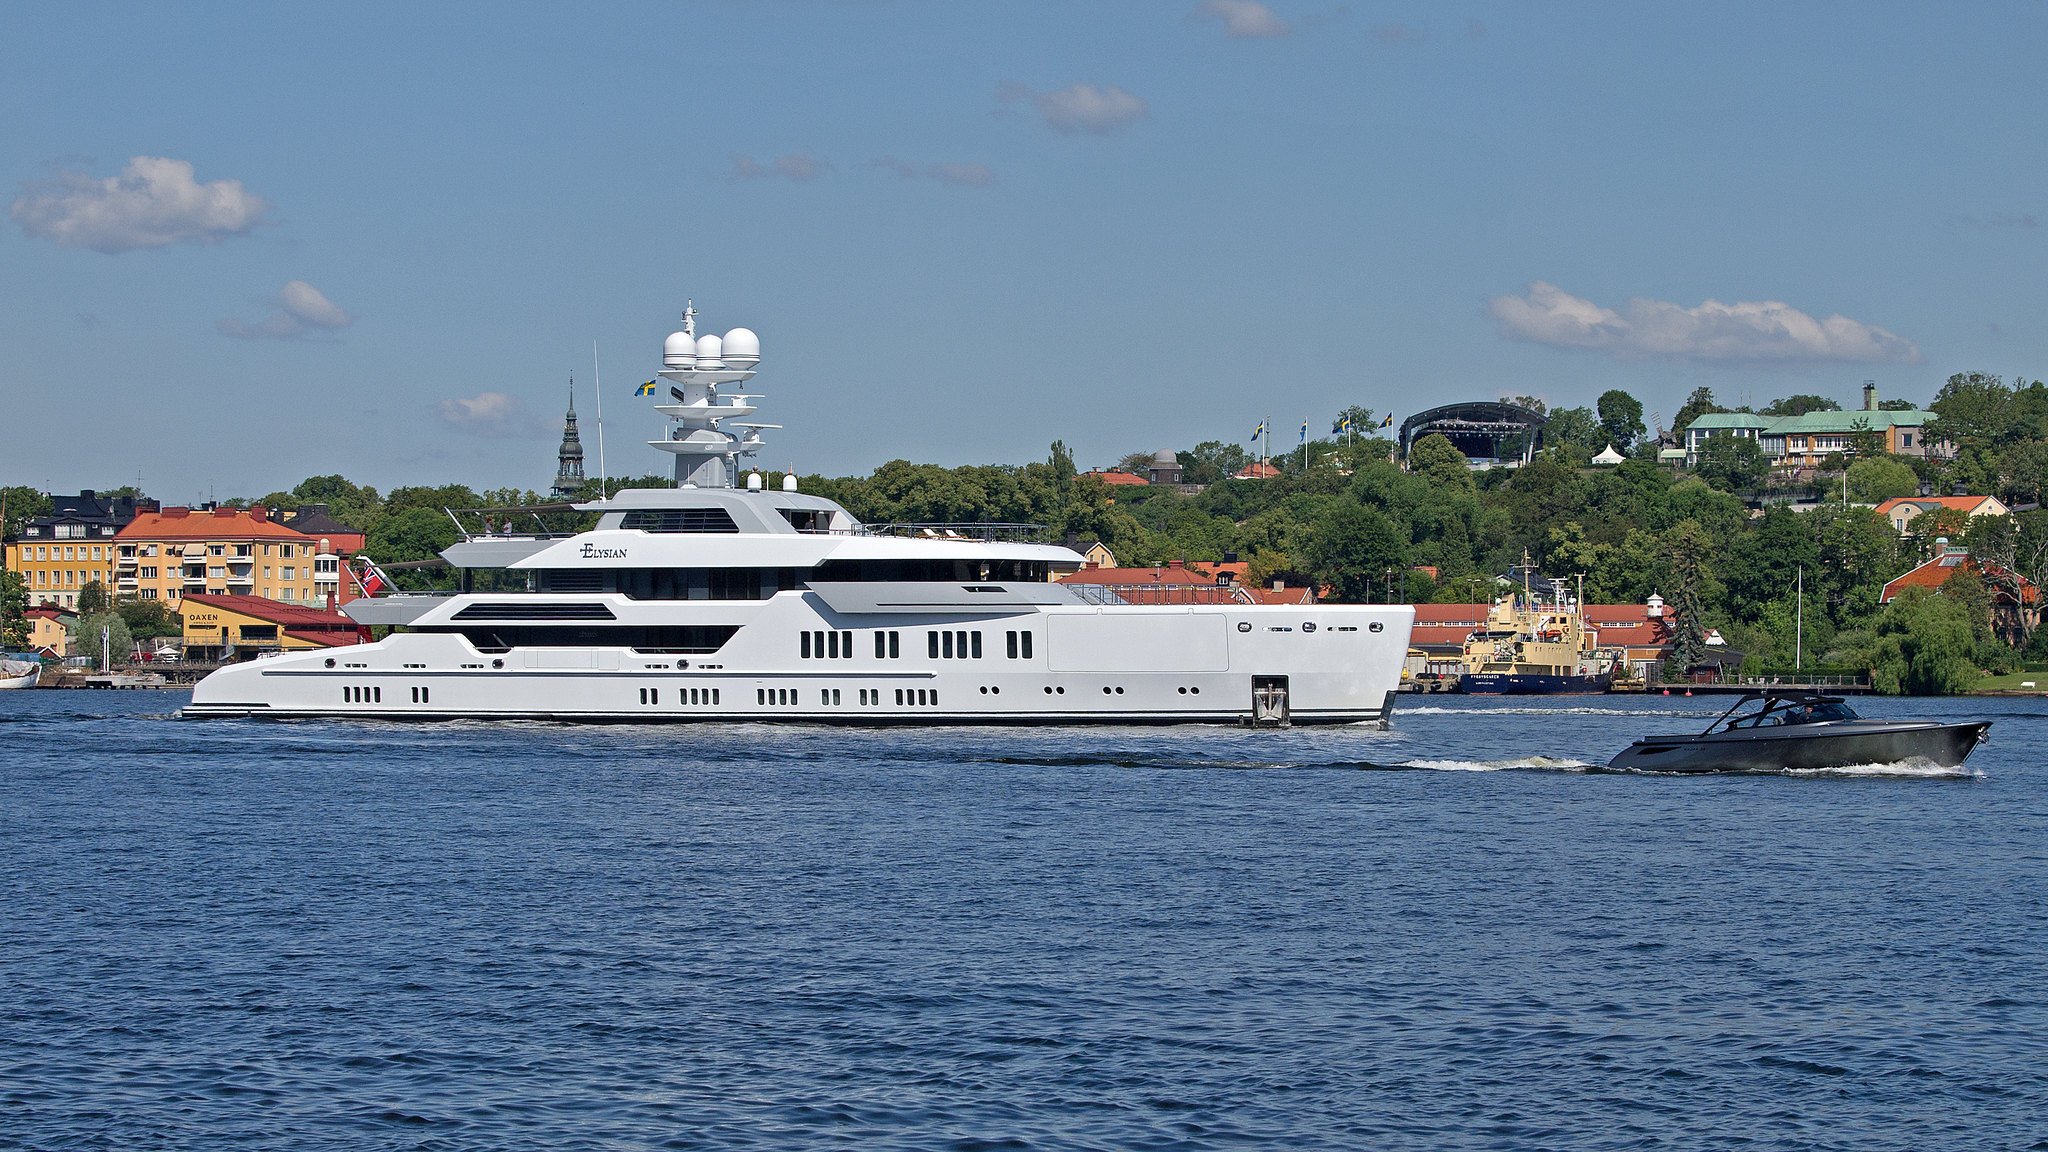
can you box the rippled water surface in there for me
[4,691,2046,1150]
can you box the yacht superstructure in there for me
[187,305,1414,725]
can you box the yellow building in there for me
[2,490,152,609]
[117,505,346,608]
[177,593,365,657]
[22,607,75,657]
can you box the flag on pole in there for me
[1299,421,1309,443]
[1380,413,1395,427]
[634,379,657,397]
[1251,421,1266,441]
[1335,416,1352,435]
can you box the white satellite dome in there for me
[695,333,724,369]
[722,327,760,369]
[662,330,696,369]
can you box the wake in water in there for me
[1398,704,1721,718]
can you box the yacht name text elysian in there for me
[187,304,1415,725]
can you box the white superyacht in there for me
[187,306,1414,725]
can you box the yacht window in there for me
[828,631,841,659]
[889,631,900,659]
[928,631,940,659]
[942,631,954,659]
[621,508,740,533]
[801,632,812,659]
[416,624,738,653]
[1006,631,1018,659]
[875,632,886,659]
[1021,632,1033,659]
[970,632,983,659]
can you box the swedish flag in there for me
[1335,417,1352,434]
[1300,421,1309,443]
[1252,421,1266,440]
[635,379,657,397]
[1380,413,1395,428]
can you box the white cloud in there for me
[872,156,996,188]
[729,152,831,181]
[436,392,538,438]
[1194,0,1291,38]
[218,280,353,340]
[11,156,271,253]
[1489,281,1922,364]
[999,83,1149,135]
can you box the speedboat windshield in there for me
[1711,695,1860,732]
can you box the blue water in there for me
[4,692,2045,1150]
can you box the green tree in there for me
[1301,503,1407,602]
[1694,435,1768,492]
[68,612,134,671]
[77,580,111,616]
[1498,395,1547,415]
[1663,520,1715,674]
[1760,393,1842,417]
[1671,387,1724,436]
[1542,406,1603,455]
[1877,397,1917,411]
[1927,371,2015,446]
[0,569,28,650]
[1,486,52,540]
[1048,441,1076,486]
[116,598,179,640]
[1179,440,1250,486]
[1330,405,1378,442]
[1405,433,1473,488]
[1846,456,1918,503]
[1868,587,1979,695]
[1596,389,1647,451]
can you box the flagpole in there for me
[593,340,608,501]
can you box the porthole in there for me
[1302,622,1317,633]
[1369,622,1384,633]
[492,659,503,669]
[324,658,335,668]
[1043,686,1054,694]
[1237,621,1252,632]
[1177,687,1186,694]
[1115,687,1124,695]
[1103,686,1112,695]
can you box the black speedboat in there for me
[1608,692,1990,773]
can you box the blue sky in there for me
[3,1,2043,502]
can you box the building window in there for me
[1902,433,1914,448]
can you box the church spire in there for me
[551,374,586,498]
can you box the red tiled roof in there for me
[121,506,309,541]
[1873,495,2002,517]
[1881,550,2038,604]
[1239,585,1315,605]
[1233,460,1282,479]
[178,592,362,628]
[1061,564,1214,586]
[283,628,364,648]
[1082,470,1150,486]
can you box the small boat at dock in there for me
[0,659,40,690]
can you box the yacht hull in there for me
[1607,721,1990,773]
[185,601,1416,728]
[1459,671,1611,695]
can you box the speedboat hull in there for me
[1609,720,1990,772]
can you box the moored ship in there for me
[1458,573,1614,695]
[186,304,1415,726]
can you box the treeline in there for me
[12,371,2046,691]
